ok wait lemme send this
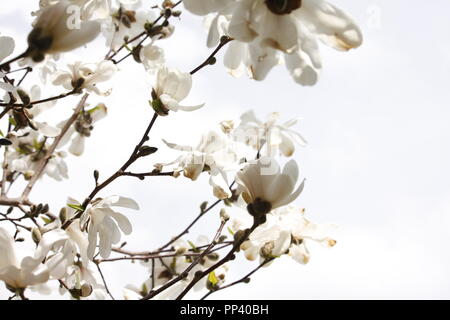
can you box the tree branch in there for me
[21,93,89,199]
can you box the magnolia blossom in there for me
[27,1,101,61]
[240,206,336,263]
[6,130,69,181]
[236,157,305,223]
[57,103,107,156]
[79,196,139,260]
[151,67,204,115]
[234,110,307,157]
[102,1,156,50]
[140,44,165,72]
[69,0,112,20]
[30,206,92,281]
[184,0,362,84]
[56,261,106,299]
[160,130,239,199]
[52,60,117,95]
[9,85,60,137]
[0,228,50,290]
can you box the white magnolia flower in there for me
[236,157,305,222]
[52,60,117,95]
[9,85,61,138]
[240,206,336,263]
[140,44,165,72]
[234,110,307,157]
[27,1,101,61]
[184,0,235,48]
[57,103,107,156]
[152,67,204,115]
[7,130,69,181]
[0,228,50,290]
[184,0,362,84]
[102,1,156,50]
[71,0,112,20]
[79,196,139,260]
[31,205,91,280]
[161,130,239,199]
[60,263,105,299]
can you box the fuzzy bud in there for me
[31,228,42,244]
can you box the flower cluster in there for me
[0,0,361,300]
[184,0,363,85]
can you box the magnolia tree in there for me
[0,0,362,300]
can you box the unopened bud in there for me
[31,228,42,244]
[80,283,93,297]
[220,208,230,222]
[151,98,169,116]
[59,207,68,223]
[93,170,99,183]
[132,45,142,63]
[200,201,208,213]
[175,247,187,255]
[17,89,31,106]
[138,146,158,157]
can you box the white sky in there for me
[1,0,450,299]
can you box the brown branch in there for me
[158,199,222,251]
[21,93,89,199]
[94,260,115,300]
[189,36,233,75]
[174,222,259,300]
[142,220,227,300]
[201,258,274,300]
[61,112,159,229]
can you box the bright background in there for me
[1,0,450,299]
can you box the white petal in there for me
[0,36,15,62]
[69,134,85,156]
[36,122,61,138]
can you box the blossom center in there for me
[265,0,302,15]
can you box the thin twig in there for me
[158,199,222,251]
[190,36,233,75]
[95,261,115,300]
[22,93,89,199]
[174,222,259,300]
[142,220,227,300]
[201,258,274,300]
[61,112,159,229]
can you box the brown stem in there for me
[157,199,222,251]
[201,258,274,300]
[21,94,89,199]
[142,220,228,300]
[0,51,28,72]
[190,37,234,75]
[174,222,259,300]
[61,112,159,229]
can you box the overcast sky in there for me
[1,0,450,299]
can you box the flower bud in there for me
[80,283,93,298]
[31,228,42,244]
[220,208,230,222]
[17,89,31,106]
[59,207,68,224]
